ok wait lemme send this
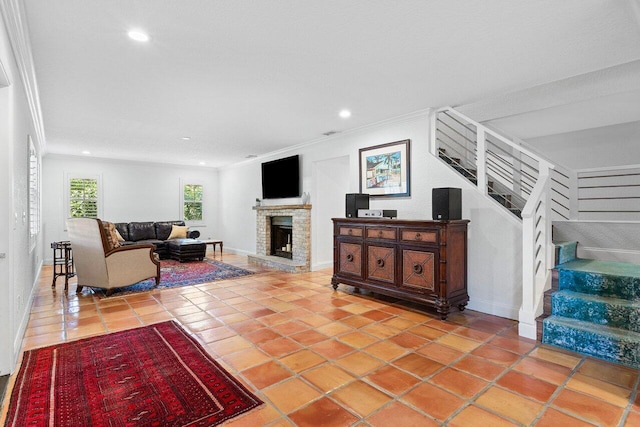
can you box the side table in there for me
[51,241,75,291]
[201,239,223,255]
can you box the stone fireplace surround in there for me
[248,205,311,273]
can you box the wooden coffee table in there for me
[201,239,223,255]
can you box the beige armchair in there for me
[66,218,161,295]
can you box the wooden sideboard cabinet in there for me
[331,218,469,319]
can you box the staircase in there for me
[540,241,640,368]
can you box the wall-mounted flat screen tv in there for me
[261,155,300,199]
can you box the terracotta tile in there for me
[228,319,265,334]
[66,323,107,340]
[496,370,557,402]
[388,332,428,349]
[361,309,394,322]
[331,380,392,417]
[335,352,384,376]
[489,335,536,354]
[309,339,354,360]
[475,386,543,425]
[258,337,303,358]
[453,326,494,342]
[271,320,309,336]
[382,317,416,330]
[244,328,283,344]
[104,317,143,331]
[402,383,464,421]
[299,314,332,328]
[289,397,359,427]
[341,315,375,329]
[393,353,444,378]
[341,303,373,315]
[453,355,504,381]
[578,358,639,389]
[217,312,250,324]
[437,334,482,352]
[448,405,518,427]
[468,318,514,334]
[535,407,596,427]
[417,342,464,364]
[431,368,487,398]
[367,401,438,427]
[363,341,408,362]
[263,378,322,414]
[290,330,329,346]
[206,335,252,356]
[301,364,356,393]
[365,365,420,395]
[242,360,293,389]
[530,346,581,369]
[408,325,446,340]
[280,349,326,373]
[566,373,631,407]
[336,331,378,348]
[625,411,640,426]
[223,347,271,371]
[361,323,400,340]
[315,322,353,337]
[322,309,352,321]
[471,344,520,366]
[196,326,236,343]
[552,389,623,426]
[513,357,572,385]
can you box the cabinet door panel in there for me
[339,242,362,277]
[402,250,435,292]
[367,245,395,283]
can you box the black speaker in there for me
[346,193,369,218]
[432,187,462,220]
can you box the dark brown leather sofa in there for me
[114,221,200,259]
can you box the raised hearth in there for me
[249,204,311,273]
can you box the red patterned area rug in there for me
[91,259,254,297]
[4,321,263,426]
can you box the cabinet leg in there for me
[331,278,339,290]
[435,298,451,321]
[458,302,468,312]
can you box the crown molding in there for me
[0,0,46,150]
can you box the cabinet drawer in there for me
[402,250,435,292]
[366,227,397,240]
[401,229,437,244]
[338,242,362,277]
[339,226,363,237]
[367,245,395,284]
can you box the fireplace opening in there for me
[271,216,293,259]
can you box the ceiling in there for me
[22,0,640,168]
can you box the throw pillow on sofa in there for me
[102,221,121,251]
[168,225,189,239]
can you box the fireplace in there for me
[250,204,311,273]
[271,216,293,259]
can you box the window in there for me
[65,175,101,218]
[28,137,39,246]
[183,183,203,221]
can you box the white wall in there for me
[42,156,219,263]
[218,112,523,319]
[0,16,43,375]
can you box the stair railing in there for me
[432,107,555,339]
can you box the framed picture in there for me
[359,139,410,197]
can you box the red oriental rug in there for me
[4,321,263,426]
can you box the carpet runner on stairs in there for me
[542,241,640,369]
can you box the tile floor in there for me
[1,252,640,426]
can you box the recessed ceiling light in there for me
[199,161,206,166]
[181,136,191,141]
[339,109,351,118]
[81,150,90,155]
[128,30,149,42]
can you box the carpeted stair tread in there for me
[554,241,577,265]
[543,315,640,368]
[556,258,640,278]
[551,290,640,332]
